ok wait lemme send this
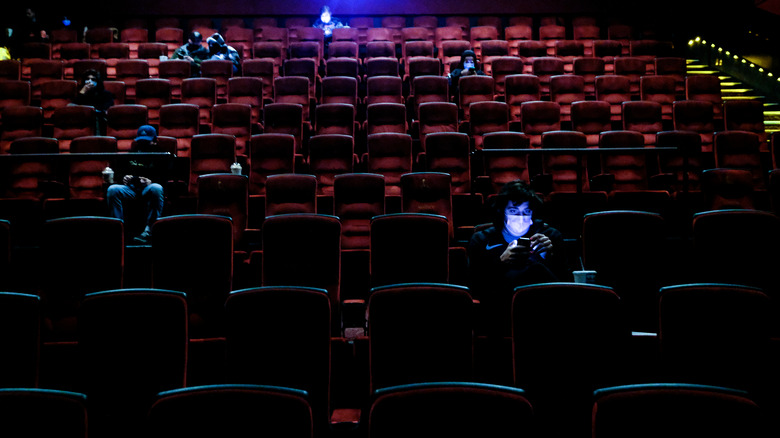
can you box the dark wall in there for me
[92,0,603,16]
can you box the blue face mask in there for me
[464,60,475,70]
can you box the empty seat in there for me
[106,104,149,151]
[41,217,124,342]
[613,56,648,97]
[367,284,473,391]
[334,172,386,250]
[686,74,724,120]
[549,74,585,121]
[264,173,317,216]
[505,74,541,121]
[314,102,356,137]
[480,131,532,192]
[0,389,88,437]
[274,76,312,123]
[469,100,510,150]
[673,100,715,152]
[368,382,533,438]
[247,133,296,195]
[227,77,264,127]
[595,74,631,123]
[211,102,252,157]
[262,102,304,157]
[424,132,472,194]
[512,282,628,437]
[573,56,606,98]
[151,215,233,338]
[656,130,704,194]
[239,59,274,102]
[520,101,562,148]
[654,56,687,95]
[320,76,358,107]
[658,284,772,393]
[307,133,355,195]
[417,101,460,153]
[0,59,21,81]
[622,100,663,146]
[540,130,589,192]
[595,130,650,192]
[409,75,448,119]
[489,56,525,98]
[260,214,342,335]
[713,130,766,190]
[571,100,611,147]
[458,75,495,120]
[200,59,235,102]
[51,105,96,152]
[0,81,31,120]
[135,78,172,125]
[365,132,414,196]
[38,79,78,124]
[158,59,191,100]
[189,133,236,194]
[181,77,217,126]
[592,383,764,438]
[78,288,187,435]
[365,102,407,135]
[196,173,249,247]
[115,59,150,101]
[0,106,43,154]
[640,75,676,121]
[581,210,666,332]
[724,99,767,145]
[365,76,403,106]
[158,103,200,156]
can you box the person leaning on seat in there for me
[106,125,165,244]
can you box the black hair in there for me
[80,68,105,92]
[489,180,543,229]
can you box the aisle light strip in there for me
[690,36,777,81]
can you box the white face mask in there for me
[504,201,532,237]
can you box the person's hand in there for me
[530,233,553,258]
[183,55,193,62]
[123,175,133,185]
[500,239,531,264]
[138,177,152,187]
[79,81,95,95]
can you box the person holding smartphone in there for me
[468,179,568,335]
[106,125,165,244]
[447,49,485,101]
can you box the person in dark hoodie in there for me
[72,68,114,135]
[171,31,209,77]
[468,179,568,335]
[206,32,241,74]
[447,49,486,101]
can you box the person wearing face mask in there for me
[72,69,114,135]
[447,49,485,101]
[206,32,241,74]
[468,180,568,335]
[172,31,209,76]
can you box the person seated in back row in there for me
[72,68,114,135]
[448,49,486,102]
[206,32,241,74]
[172,31,210,77]
[312,5,347,41]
